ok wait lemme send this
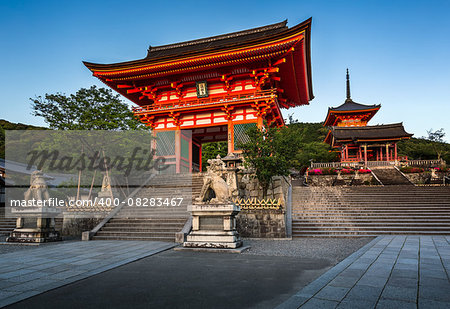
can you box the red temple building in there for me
[324,70,413,163]
[84,19,314,173]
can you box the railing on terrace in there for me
[406,159,446,167]
[310,162,362,168]
[366,161,394,167]
[133,89,276,113]
[311,158,446,169]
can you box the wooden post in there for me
[364,144,368,166]
[394,143,398,161]
[386,144,390,161]
[257,115,263,128]
[227,120,234,154]
[175,128,181,174]
[345,144,349,162]
[359,146,362,161]
[199,143,202,172]
[379,146,383,161]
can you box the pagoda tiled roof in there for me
[329,99,380,112]
[330,123,413,142]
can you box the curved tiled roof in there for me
[146,21,288,59]
[329,99,380,112]
[331,123,413,141]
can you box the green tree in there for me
[201,142,227,171]
[0,125,4,159]
[238,123,295,197]
[30,86,146,130]
[425,128,448,160]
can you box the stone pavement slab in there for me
[276,235,450,309]
[0,241,175,307]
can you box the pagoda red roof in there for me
[325,123,413,146]
[324,99,381,126]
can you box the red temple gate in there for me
[84,19,314,172]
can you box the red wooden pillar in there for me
[227,120,234,154]
[385,144,390,161]
[175,128,181,173]
[358,146,362,161]
[257,115,263,128]
[379,146,383,161]
[199,143,202,172]
[345,144,349,161]
[151,130,157,153]
[394,143,398,161]
[364,144,368,165]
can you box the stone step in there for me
[101,227,179,232]
[292,231,450,237]
[293,222,450,228]
[293,211,450,215]
[293,217,450,222]
[292,226,450,231]
[293,204,450,208]
[92,235,175,241]
[95,231,177,237]
[105,223,183,228]
[109,218,186,223]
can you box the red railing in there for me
[132,89,276,114]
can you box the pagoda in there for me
[324,70,412,163]
[84,19,314,173]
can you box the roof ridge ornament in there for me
[346,68,351,100]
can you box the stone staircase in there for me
[371,167,412,185]
[292,186,450,237]
[92,173,203,241]
[0,207,16,236]
[0,207,63,237]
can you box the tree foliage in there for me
[426,128,445,143]
[201,142,227,171]
[238,118,339,195]
[238,123,294,197]
[398,136,450,163]
[30,86,147,130]
[424,128,448,160]
[0,120,46,159]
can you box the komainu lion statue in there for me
[196,155,230,204]
[24,170,50,202]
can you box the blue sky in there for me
[1,0,449,141]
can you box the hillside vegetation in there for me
[1,119,449,167]
[0,119,47,159]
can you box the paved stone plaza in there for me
[0,241,175,307]
[277,236,450,309]
[0,236,449,308]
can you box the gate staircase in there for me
[292,186,450,237]
[371,167,412,185]
[91,173,203,241]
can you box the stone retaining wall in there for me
[236,209,286,238]
[237,174,290,206]
[403,172,449,185]
[61,216,103,237]
[306,173,376,186]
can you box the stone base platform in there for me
[174,245,250,254]
[183,203,243,249]
[7,228,61,243]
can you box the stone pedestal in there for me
[7,207,61,243]
[183,203,242,249]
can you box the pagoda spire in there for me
[346,68,351,100]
